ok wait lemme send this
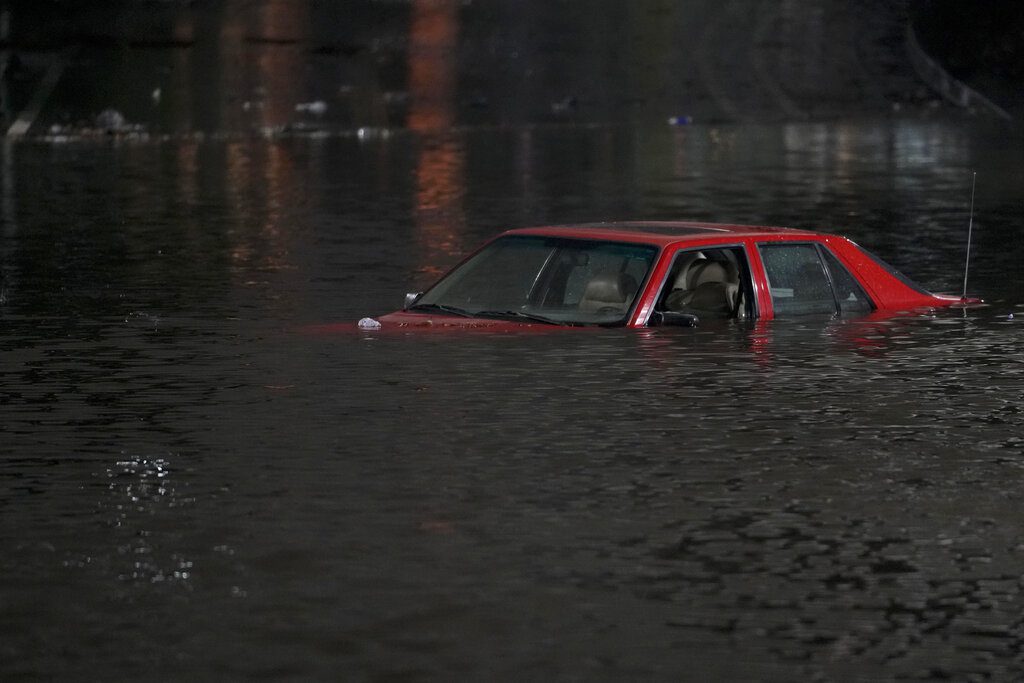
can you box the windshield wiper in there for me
[475,309,573,326]
[410,304,576,326]
[407,303,474,317]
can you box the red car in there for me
[368,222,970,330]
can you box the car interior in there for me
[659,248,749,320]
[577,271,639,315]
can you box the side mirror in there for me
[403,292,422,309]
[650,311,699,327]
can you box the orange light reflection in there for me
[408,0,466,280]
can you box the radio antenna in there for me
[961,171,977,301]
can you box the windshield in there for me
[412,235,659,325]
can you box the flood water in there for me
[4,1,1024,681]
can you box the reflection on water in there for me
[407,0,459,135]
[5,2,1024,662]
[409,0,467,277]
[9,0,1024,675]
[413,134,466,277]
[224,140,297,279]
[1,139,14,305]
[3,118,1024,679]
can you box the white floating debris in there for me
[295,100,328,115]
[96,108,126,131]
[358,317,382,330]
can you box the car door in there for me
[756,241,874,317]
[643,245,757,325]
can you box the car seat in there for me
[664,259,738,317]
[578,271,639,315]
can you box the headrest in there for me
[691,260,730,287]
[672,254,706,290]
[581,271,637,304]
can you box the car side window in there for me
[656,246,753,320]
[759,244,834,315]
[820,249,873,314]
[759,243,874,316]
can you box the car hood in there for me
[298,311,578,336]
[371,310,544,331]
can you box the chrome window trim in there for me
[812,243,842,314]
[816,243,876,313]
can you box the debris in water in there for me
[295,100,328,115]
[356,127,391,141]
[358,317,382,330]
[96,109,126,132]
[550,96,577,114]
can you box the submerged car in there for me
[369,222,972,330]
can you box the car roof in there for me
[503,221,818,246]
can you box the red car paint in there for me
[371,222,976,330]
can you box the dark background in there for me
[3,2,1024,681]
[1,0,1022,135]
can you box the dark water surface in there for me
[3,120,1024,681]
[5,1,1024,680]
